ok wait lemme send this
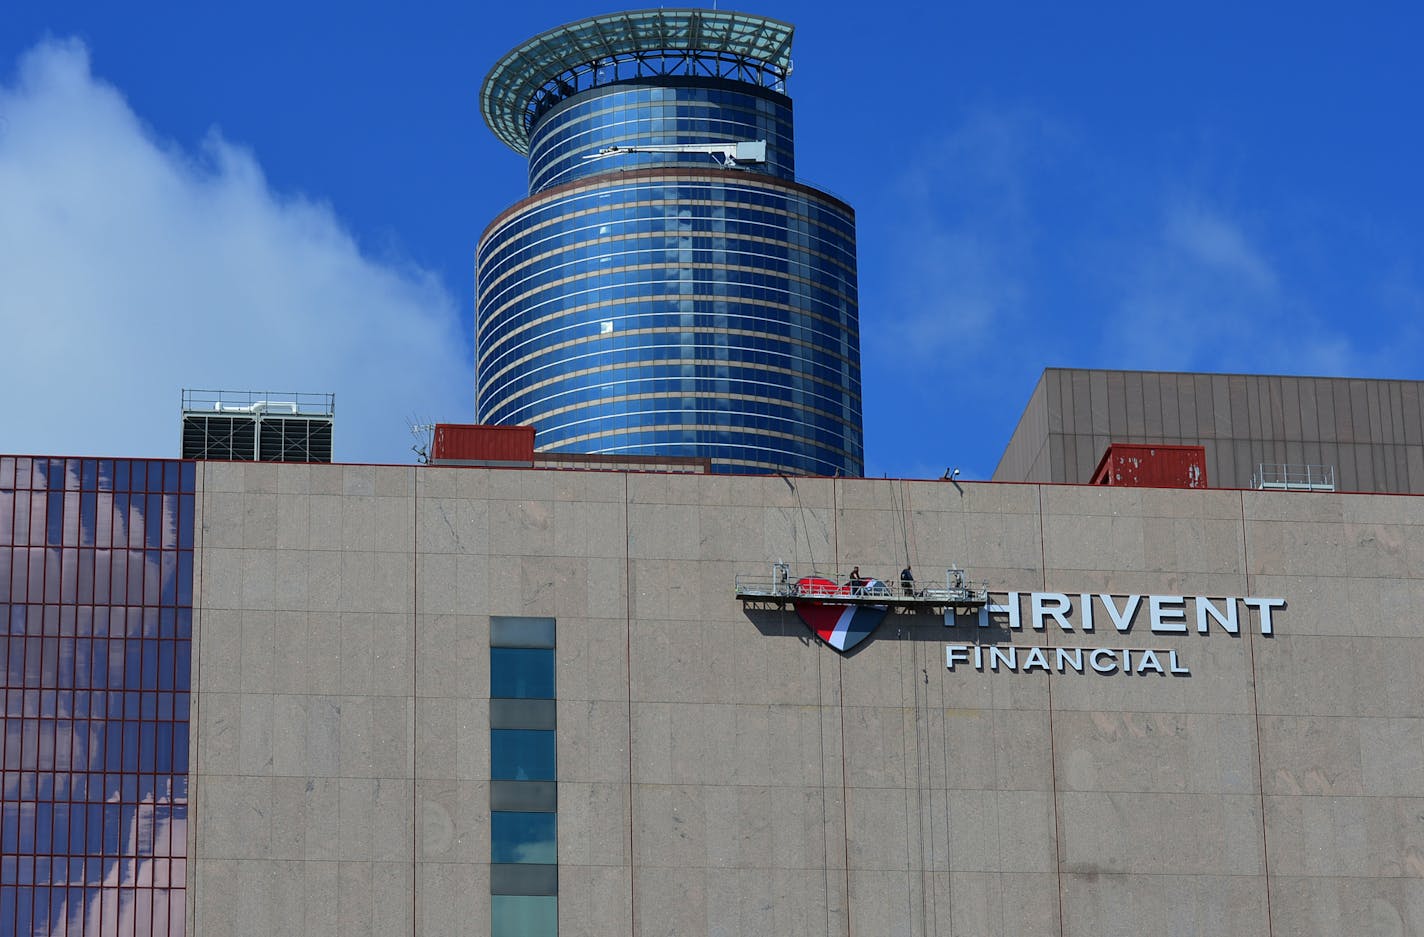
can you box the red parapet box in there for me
[1091,443,1208,489]
[431,424,536,464]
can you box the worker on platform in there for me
[848,566,864,594]
[901,565,914,596]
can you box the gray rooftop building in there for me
[995,368,1424,493]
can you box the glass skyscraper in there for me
[477,10,864,476]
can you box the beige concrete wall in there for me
[191,463,1424,936]
[189,461,419,937]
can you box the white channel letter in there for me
[1195,597,1239,634]
[978,593,1022,629]
[989,646,1018,671]
[1243,597,1286,635]
[1022,646,1051,672]
[1056,647,1085,673]
[1099,594,1141,632]
[1089,648,1118,674]
[1079,594,1095,631]
[1031,593,1074,631]
[1136,649,1165,674]
[1168,650,1190,675]
[946,645,972,670]
[1149,595,1188,633]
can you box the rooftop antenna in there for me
[408,417,435,464]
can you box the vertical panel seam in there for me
[838,656,852,937]
[833,472,853,936]
[1241,491,1275,935]
[1040,484,1067,937]
[624,472,638,937]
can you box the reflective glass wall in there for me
[1,457,194,937]
[527,77,795,194]
[478,171,863,477]
[479,68,864,478]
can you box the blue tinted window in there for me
[491,648,555,699]
[492,894,558,937]
[492,811,557,864]
[491,729,556,781]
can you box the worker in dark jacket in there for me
[900,566,914,596]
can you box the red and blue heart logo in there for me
[793,577,889,652]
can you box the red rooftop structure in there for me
[1091,443,1209,489]
[431,424,536,466]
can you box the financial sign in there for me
[945,592,1284,676]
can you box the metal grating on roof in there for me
[180,389,335,463]
[481,9,795,155]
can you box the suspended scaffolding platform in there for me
[735,563,990,612]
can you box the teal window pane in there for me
[491,648,555,699]
[492,895,558,937]
[492,811,557,864]
[491,729,556,781]
[490,616,556,649]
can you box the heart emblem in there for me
[793,577,889,652]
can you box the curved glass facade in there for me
[478,15,863,477]
[478,170,861,476]
[527,78,794,194]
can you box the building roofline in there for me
[481,9,795,155]
[1035,366,1424,387]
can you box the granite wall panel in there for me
[181,465,1424,936]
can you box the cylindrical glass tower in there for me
[477,10,863,476]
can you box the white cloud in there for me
[1162,204,1277,292]
[1109,201,1286,368]
[857,108,1067,478]
[0,39,471,464]
[1097,193,1424,380]
[868,110,1056,359]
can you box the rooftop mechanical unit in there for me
[181,389,335,462]
[1091,443,1208,489]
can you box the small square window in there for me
[492,811,557,864]
[492,895,557,937]
[491,648,555,700]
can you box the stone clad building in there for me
[167,460,1418,936]
[3,451,1423,934]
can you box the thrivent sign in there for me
[944,592,1284,677]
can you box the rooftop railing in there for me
[1251,463,1336,492]
[181,389,335,417]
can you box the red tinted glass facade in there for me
[1,457,194,937]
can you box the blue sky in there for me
[3,2,1422,478]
